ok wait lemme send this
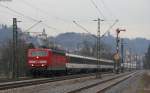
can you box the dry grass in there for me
[139,72,150,93]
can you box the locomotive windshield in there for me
[30,51,48,57]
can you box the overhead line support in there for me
[94,18,104,78]
[12,18,18,79]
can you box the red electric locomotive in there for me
[28,48,68,76]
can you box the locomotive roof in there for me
[28,48,51,51]
[66,53,113,63]
[28,48,66,55]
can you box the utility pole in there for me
[93,18,104,78]
[12,18,21,79]
[135,54,138,70]
[97,18,101,78]
[12,18,18,79]
[121,39,124,72]
[129,48,132,71]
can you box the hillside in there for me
[52,32,150,55]
[0,25,149,55]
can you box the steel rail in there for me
[0,72,112,90]
[67,72,136,93]
[97,71,139,93]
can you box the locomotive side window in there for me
[30,51,48,56]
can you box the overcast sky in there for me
[0,0,150,39]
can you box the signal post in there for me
[114,28,126,74]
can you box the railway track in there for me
[67,71,137,93]
[0,72,112,90]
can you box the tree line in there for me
[144,44,150,69]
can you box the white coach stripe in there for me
[66,63,113,69]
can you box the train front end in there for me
[27,49,50,71]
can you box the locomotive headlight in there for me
[41,64,44,66]
[31,64,34,66]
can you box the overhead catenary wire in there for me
[101,19,119,37]
[20,0,75,32]
[0,3,38,22]
[90,0,116,33]
[99,0,124,27]
[19,0,75,34]
[90,0,105,19]
[42,22,58,31]
[91,0,122,39]
[99,0,117,20]
[20,0,116,34]
[73,20,98,39]
[19,0,96,35]
[19,0,72,24]
[73,21,93,35]
[73,20,118,39]
[24,20,42,32]
[0,3,59,31]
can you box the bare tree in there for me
[0,39,32,79]
[144,44,150,69]
[78,40,113,59]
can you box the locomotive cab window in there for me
[30,51,48,57]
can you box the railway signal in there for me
[114,28,126,74]
[114,52,120,61]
